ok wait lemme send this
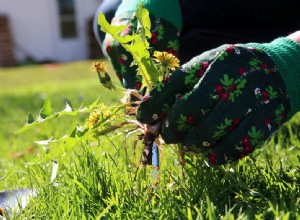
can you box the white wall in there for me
[0,0,102,62]
[0,0,56,61]
[53,0,102,62]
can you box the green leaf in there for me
[136,2,151,40]
[275,104,285,115]
[98,3,160,91]
[156,81,164,92]
[229,93,235,102]
[156,25,165,41]
[26,112,35,124]
[236,78,247,90]
[249,58,261,68]
[39,97,53,119]
[177,114,188,131]
[225,118,233,126]
[219,51,228,61]
[167,40,179,51]
[70,125,88,138]
[16,98,100,134]
[220,74,234,86]
[98,13,127,39]
[266,86,278,99]
[248,126,263,139]
[141,57,159,85]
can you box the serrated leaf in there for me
[220,74,234,86]
[225,118,232,126]
[70,127,77,138]
[248,126,262,139]
[141,57,159,86]
[156,25,165,40]
[40,97,53,119]
[236,79,247,90]
[98,3,160,91]
[98,13,127,38]
[136,2,151,40]
[16,99,100,134]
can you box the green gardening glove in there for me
[136,37,300,165]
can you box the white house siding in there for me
[0,0,102,62]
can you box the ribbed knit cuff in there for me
[248,37,300,117]
[115,0,182,31]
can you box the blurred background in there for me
[0,0,103,67]
[0,0,122,182]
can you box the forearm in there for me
[287,31,300,44]
[115,0,182,31]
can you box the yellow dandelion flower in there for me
[88,111,100,128]
[91,62,106,74]
[102,109,110,118]
[153,51,180,71]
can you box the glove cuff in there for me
[115,0,182,31]
[248,37,300,117]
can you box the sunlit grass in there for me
[0,61,299,219]
[0,60,121,153]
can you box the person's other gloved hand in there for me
[136,37,300,164]
[100,0,181,89]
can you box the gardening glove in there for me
[100,0,181,89]
[136,37,300,165]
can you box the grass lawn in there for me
[0,61,299,219]
[0,60,122,188]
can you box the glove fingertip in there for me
[136,106,159,124]
[161,124,183,144]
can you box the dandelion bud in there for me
[92,62,116,90]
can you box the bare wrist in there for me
[287,31,300,45]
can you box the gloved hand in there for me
[136,37,300,164]
[100,0,181,89]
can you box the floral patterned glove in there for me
[136,41,295,165]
